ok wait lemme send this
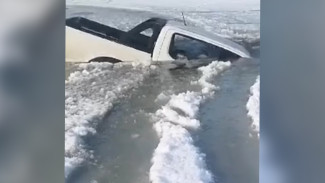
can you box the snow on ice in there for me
[65,62,151,178]
[150,61,231,183]
[64,1,260,180]
[246,75,260,135]
[150,122,213,183]
[67,0,259,11]
[66,0,260,41]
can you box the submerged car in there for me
[66,17,250,65]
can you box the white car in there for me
[66,17,250,66]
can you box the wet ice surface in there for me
[196,60,259,183]
[67,67,202,183]
[67,60,259,183]
[66,5,260,183]
[65,62,152,178]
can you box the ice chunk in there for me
[246,76,260,135]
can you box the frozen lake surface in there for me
[65,5,259,183]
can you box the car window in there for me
[140,28,153,37]
[126,21,158,53]
[169,34,239,61]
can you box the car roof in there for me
[162,19,250,58]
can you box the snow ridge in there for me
[246,75,260,135]
[65,62,150,178]
[150,61,231,183]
